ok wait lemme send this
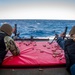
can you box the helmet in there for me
[69,26,75,36]
[0,23,13,36]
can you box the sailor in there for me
[0,23,20,65]
[57,26,75,75]
[64,26,75,75]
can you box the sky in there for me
[0,0,75,20]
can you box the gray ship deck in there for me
[0,67,70,75]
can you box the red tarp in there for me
[2,41,66,67]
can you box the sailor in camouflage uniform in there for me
[0,23,20,65]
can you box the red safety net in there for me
[2,41,66,67]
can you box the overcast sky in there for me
[0,0,75,20]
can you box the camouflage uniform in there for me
[4,36,20,56]
[0,23,20,65]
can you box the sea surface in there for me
[0,20,75,38]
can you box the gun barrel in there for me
[63,26,68,39]
[14,24,17,36]
[64,27,68,34]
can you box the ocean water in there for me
[0,20,75,38]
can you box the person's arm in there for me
[59,32,66,38]
[4,36,20,56]
[64,40,71,72]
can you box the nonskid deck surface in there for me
[0,67,70,75]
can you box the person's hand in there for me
[60,32,65,38]
[12,28,16,33]
[72,34,75,41]
[73,38,75,41]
